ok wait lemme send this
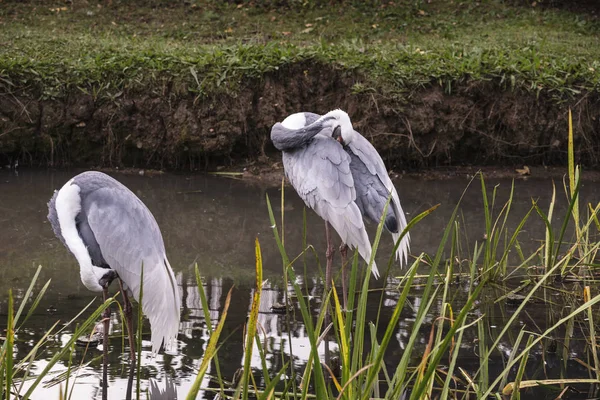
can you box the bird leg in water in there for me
[98,271,116,400]
[101,286,110,400]
[324,221,335,369]
[118,279,136,400]
[324,221,335,313]
[340,244,349,310]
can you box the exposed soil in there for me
[1,63,599,172]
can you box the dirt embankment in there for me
[1,63,599,172]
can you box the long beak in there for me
[332,126,343,145]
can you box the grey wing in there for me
[83,186,181,353]
[284,136,378,277]
[347,134,410,265]
[271,120,330,151]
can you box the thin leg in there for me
[324,221,335,317]
[118,279,136,400]
[324,221,335,369]
[340,244,349,311]
[102,287,110,400]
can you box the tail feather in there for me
[324,204,380,279]
[390,191,411,267]
[392,231,410,266]
[138,259,181,354]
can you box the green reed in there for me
[2,112,600,399]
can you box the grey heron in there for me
[47,171,180,400]
[270,109,410,305]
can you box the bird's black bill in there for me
[332,126,344,145]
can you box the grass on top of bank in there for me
[1,0,599,100]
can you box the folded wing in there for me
[83,186,181,354]
[283,135,379,277]
[347,133,410,265]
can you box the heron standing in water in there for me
[47,171,180,400]
[271,109,410,306]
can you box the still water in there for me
[0,169,599,399]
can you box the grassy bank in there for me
[2,1,600,170]
[1,0,599,99]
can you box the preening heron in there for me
[271,109,410,304]
[47,171,180,400]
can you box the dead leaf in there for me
[515,166,531,176]
[301,27,314,34]
[281,31,291,36]
[418,9,426,15]
[305,23,313,27]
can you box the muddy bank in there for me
[1,63,599,171]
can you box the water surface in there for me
[1,169,599,399]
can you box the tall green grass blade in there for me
[21,297,114,400]
[553,175,581,267]
[5,290,14,400]
[440,317,466,399]
[481,173,493,275]
[493,180,515,278]
[483,291,600,397]
[410,271,484,399]
[268,191,325,397]
[584,286,600,381]
[360,263,418,400]
[499,329,526,390]
[472,241,590,388]
[477,318,488,396]
[509,335,533,400]
[388,281,440,399]
[16,320,60,395]
[567,108,582,246]
[352,197,389,396]
[286,264,327,399]
[253,328,271,389]
[19,279,52,332]
[331,285,350,399]
[185,287,233,400]
[241,238,264,400]
[194,265,226,398]
[390,176,477,397]
[257,363,289,400]
[265,194,290,266]
[382,204,439,279]
[14,265,44,329]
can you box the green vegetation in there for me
[1,1,599,100]
[3,113,600,398]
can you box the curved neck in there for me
[270,122,329,151]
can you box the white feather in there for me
[55,180,105,292]
[281,112,306,129]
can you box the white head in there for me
[319,109,356,145]
[281,112,307,130]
